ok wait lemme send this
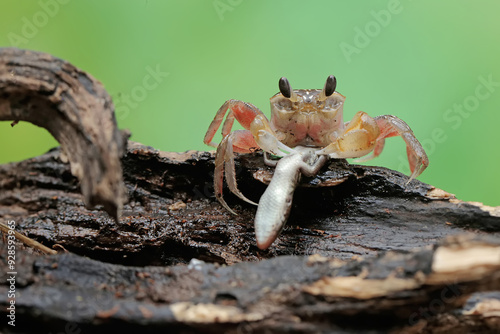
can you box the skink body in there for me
[254,147,327,249]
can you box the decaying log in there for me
[2,235,500,333]
[0,47,127,220]
[2,143,499,265]
[1,48,500,333]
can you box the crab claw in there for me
[250,114,295,157]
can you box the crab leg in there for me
[319,112,428,181]
[204,99,294,156]
[205,100,296,214]
[254,147,327,249]
[357,115,429,181]
[214,130,259,215]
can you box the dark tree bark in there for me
[1,48,500,333]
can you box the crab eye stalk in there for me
[279,77,298,102]
[279,77,291,98]
[319,75,337,101]
[324,75,337,96]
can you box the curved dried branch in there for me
[0,48,126,219]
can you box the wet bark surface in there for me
[2,143,500,266]
[1,48,500,333]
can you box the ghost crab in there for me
[204,75,429,249]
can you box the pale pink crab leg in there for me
[204,99,265,148]
[214,130,259,215]
[356,115,429,181]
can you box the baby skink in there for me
[254,147,327,249]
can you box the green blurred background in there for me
[0,0,499,206]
